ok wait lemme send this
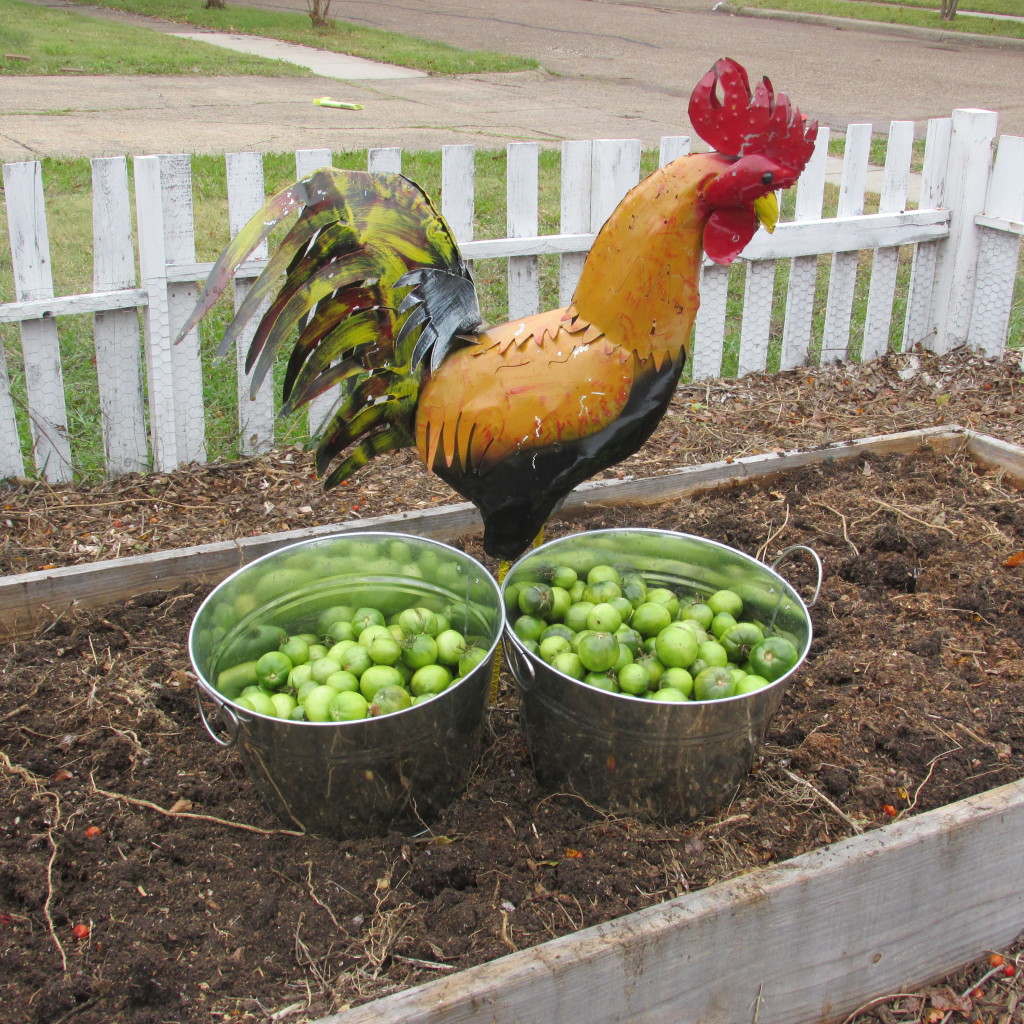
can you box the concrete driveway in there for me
[1,0,1022,160]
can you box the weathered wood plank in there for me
[3,160,73,482]
[226,152,275,455]
[91,156,148,476]
[506,142,539,320]
[317,777,1024,1024]
[559,140,592,305]
[0,425,985,640]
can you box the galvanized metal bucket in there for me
[189,531,504,839]
[502,528,817,823]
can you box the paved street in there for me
[1,0,1022,160]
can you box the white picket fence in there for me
[1,107,1022,485]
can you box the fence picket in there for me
[591,139,641,230]
[441,145,475,246]
[932,108,1000,353]
[902,117,952,351]
[821,124,872,364]
[226,152,275,455]
[970,135,1024,358]
[692,266,730,380]
[781,128,830,370]
[3,162,73,482]
[368,148,402,175]
[134,156,181,472]
[559,141,593,306]
[91,157,148,476]
[507,143,540,320]
[295,149,336,436]
[862,121,915,361]
[159,154,207,467]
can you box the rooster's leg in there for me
[490,530,544,701]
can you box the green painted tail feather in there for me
[180,166,478,489]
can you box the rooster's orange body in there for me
[179,59,817,558]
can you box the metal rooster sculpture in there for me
[178,58,817,559]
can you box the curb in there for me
[712,4,1024,50]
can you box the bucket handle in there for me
[194,686,240,748]
[503,638,536,691]
[770,544,823,608]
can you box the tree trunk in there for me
[939,0,958,19]
[307,0,333,28]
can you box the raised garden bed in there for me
[2,425,1023,1024]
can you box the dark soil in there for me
[2,350,1024,1024]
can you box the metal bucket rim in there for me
[501,526,813,705]
[189,529,504,728]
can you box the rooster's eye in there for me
[761,172,774,186]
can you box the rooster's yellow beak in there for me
[754,193,779,234]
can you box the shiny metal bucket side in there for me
[501,529,814,823]
[189,532,505,839]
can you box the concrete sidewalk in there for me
[2,0,1022,164]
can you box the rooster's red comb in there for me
[688,58,817,169]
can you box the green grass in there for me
[0,0,309,76]
[861,0,1020,14]
[731,0,1024,39]
[0,143,1021,482]
[60,0,538,75]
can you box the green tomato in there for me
[617,662,651,696]
[287,662,313,691]
[309,657,343,685]
[328,690,369,722]
[576,631,620,673]
[402,633,439,670]
[631,602,673,638]
[513,615,547,644]
[548,586,572,622]
[398,606,440,637]
[679,602,714,630]
[539,634,573,663]
[747,636,800,681]
[239,689,277,716]
[548,564,578,590]
[660,666,694,698]
[323,618,356,643]
[583,579,622,605]
[279,635,311,667]
[270,692,298,719]
[612,642,634,673]
[358,624,392,648]
[518,584,554,619]
[693,666,737,701]
[586,564,622,587]
[720,622,765,664]
[707,589,744,618]
[368,634,403,666]
[316,604,355,634]
[551,651,585,680]
[435,628,469,666]
[458,645,490,677]
[651,687,689,702]
[734,673,772,695]
[636,652,666,688]
[338,644,373,677]
[584,672,619,692]
[326,639,356,662]
[359,664,406,701]
[696,640,729,668]
[352,606,386,632]
[645,587,679,619]
[541,623,576,643]
[614,625,644,656]
[410,664,453,697]
[307,643,329,662]
[620,573,648,608]
[563,602,596,634]
[587,602,623,633]
[369,684,413,717]
[324,670,360,693]
[710,612,738,639]
[255,650,293,692]
[303,684,339,722]
[654,625,698,669]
